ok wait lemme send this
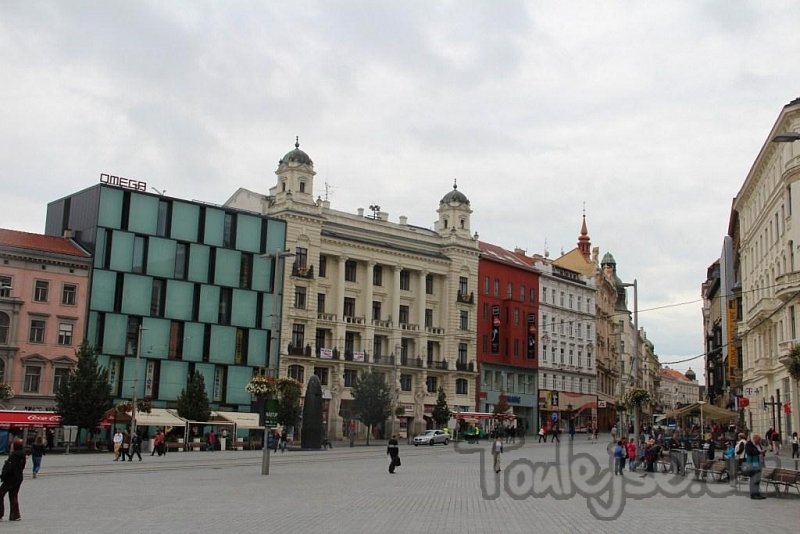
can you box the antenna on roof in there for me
[324,181,333,202]
[544,238,550,258]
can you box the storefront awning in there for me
[0,411,61,428]
[212,411,261,430]
[132,408,186,428]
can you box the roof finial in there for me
[453,179,458,190]
[295,136,300,149]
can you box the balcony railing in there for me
[775,270,800,301]
[426,326,444,335]
[431,359,448,370]
[291,263,315,279]
[373,354,396,366]
[455,361,475,372]
[456,291,474,304]
[287,344,312,356]
[344,316,365,325]
[372,319,392,328]
[317,312,336,322]
[400,323,419,331]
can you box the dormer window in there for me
[300,181,306,193]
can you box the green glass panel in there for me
[226,366,253,405]
[94,229,107,269]
[209,325,235,364]
[262,294,279,330]
[121,274,151,316]
[231,290,256,328]
[147,237,176,278]
[188,243,209,283]
[194,363,215,398]
[265,219,287,250]
[183,322,205,362]
[109,231,134,272]
[198,285,220,323]
[247,329,269,367]
[128,193,158,235]
[204,208,224,246]
[142,317,170,359]
[236,214,261,253]
[98,187,123,229]
[165,280,194,321]
[171,201,200,242]
[158,360,189,401]
[90,270,116,312]
[214,248,240,287]
[252,255,271,292]
[120,355,138,398]
[103,313,128,355]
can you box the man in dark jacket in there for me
[0,438,26,521]
[387,435,400,474]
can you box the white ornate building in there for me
[225,141,480,439]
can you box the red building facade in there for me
[477,242,540,435]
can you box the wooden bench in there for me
[762,468,800,496]
[686,459,728,481]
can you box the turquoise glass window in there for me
[98,187,123,229]
[128,193,158,235]
[171,201,200,242]
[147,237,177,278]
[203,208,224,246]
[121,274,151,316]
[165,280,194,321]
[90,270,116,312]
[188,243,210,283]
[209,325,235,364]
[236,214,261,252]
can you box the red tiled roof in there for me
[0,228,90,258]
[660,367,691,382]
[478,241,533,270]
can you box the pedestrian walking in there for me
[112,429,123,461]
[550,426,560,443]
[0,438,26,521]
[626,438,637,472]
[122,428,132,461]
[279,429,288,452]
[151,429,163,456]
[771,431,781,455]
[45,428,54,451]
[613,440,625,475]
[611,424,618,442]
[791,432,799,459]
[30,435,46,478]
[207,430,217,451]
[538,426,546,443]
[129,430,143,461]
[387,435,400,474]
[743,433,766,499]
[492,436,503,473]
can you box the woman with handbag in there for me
[743,433,766,500]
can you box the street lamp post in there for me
[259,249,295,476]
[131,324,144,437]
[621,279,638,441]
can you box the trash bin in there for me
[219,437,227,451]
[670,449,687,475]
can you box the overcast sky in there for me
[3,1,800,380]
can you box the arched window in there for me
[0,312,8,345]
[288,364,304,383]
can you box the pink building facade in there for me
[0,229,91,410]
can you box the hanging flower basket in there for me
[622,388,651,408]
[116,401,133,414]
[786,345,800,381]
[0,383,14,401]
[246,374,278,397]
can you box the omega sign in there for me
[100,173,147,192]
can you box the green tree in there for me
[276,378,302,429]
[176,371,211,423]
[431,386,451,428]
[350,370,391,445]
[55,342,113,445]
[493,392,511,429]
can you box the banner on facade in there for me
[353,351,365,362]
[320,348,333,359]
[727,300,737,374]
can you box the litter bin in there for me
[219,437,227,451]
[670,449,687,475]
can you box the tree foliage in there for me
[350,370,391,445]
[55,342,113,441]
[432,386,451,427]
[276,378,302,428]
[493,392,511,424]
[176,371,211,422]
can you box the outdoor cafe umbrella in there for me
[664,402,738,439]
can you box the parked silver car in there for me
[413,429,449,446]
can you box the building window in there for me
[288,364,305,383]
[426,274,434,294]
[514,309,519,325]
[343,297,356,318]
[151,279,166,317]
[156,200,170,237]
[426,376,438,393]
[459,277,468,296]
[493,279,500,297]
[507,373,515,393]
[318,255,327,277]
[53,367,70,394]
[400,269,410,291]
[295,247,308,269]
[0,313,8,344]
[455,378,468,395]
[520,285,526,302]
[314,367,329,386]
[233,328,247,365]
[0,276,11,297]
[169,321,184,360]
[213,366,225,402]
[400,374,412,391]
[58,323,74,346]
[458,342,468,364]
[240,253,252,289]
[291,324,305,348]
[132,236,146,274]
[317,293,326,314]
[62,284,77,306]
[34,280,49,302]
[459,310,468,330]
[223,213,235,248]
[483,276,489,295]
[343,368,358,388]
[542,345,547,362]
[373,265,382,286]
[399,305,409,325]
[530,288,536,303]
[425,309,433,328]
[295,286,307,309]
[372,301,382,321]
[29,319,46,343]
[345,260,357,282]
[218,287,232,325]
[506,282,513,299]
[23,365,41,393]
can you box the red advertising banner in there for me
[0,411,61,428]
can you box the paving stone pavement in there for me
[3,438,797,533]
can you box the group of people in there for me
[112,427,143,461]
[612,437,662,476]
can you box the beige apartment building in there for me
[226,142,480,439]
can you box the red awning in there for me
[0,411,61,428]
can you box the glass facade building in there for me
[46,184,287,411]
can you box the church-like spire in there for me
[577,211,591,261]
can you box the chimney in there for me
[399,216,408,226]
[63,228,74,239]
[357,208,364,217]
[378,211,388,221]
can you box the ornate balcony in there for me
[775,270,800,301]
[372,319,392,329]
[426,326,445,335]
[746,297,781,327]
[400,323,419,331]
[291,263,315,279]
[344,315,365,325]
[455,361,475,372]
[317,312,336,323]
[287,343,312,357]
[456,291,475,304]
